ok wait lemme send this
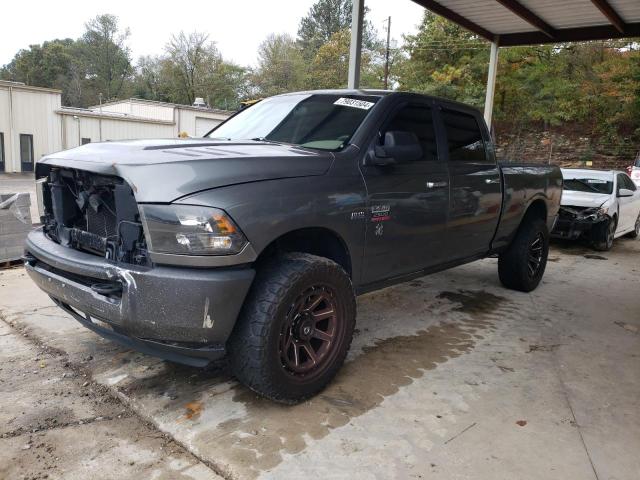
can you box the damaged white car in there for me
[552,168,640,251]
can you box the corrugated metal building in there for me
[92,98,230,137]
[0,80,232,173]
[0,81,62,174]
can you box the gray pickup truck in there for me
[24,90,562,403]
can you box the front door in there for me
[438,107,501,261]
[360,102,449,284]
[616,173,639,232]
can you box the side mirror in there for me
[618,188,634,198]
[367,131,422,166]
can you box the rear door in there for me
[438,106,501,260]
[360,100,449,284]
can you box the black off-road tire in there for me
[626,213,640,239]
[498,218,549,292]
[592,216,616,251]
[228,253,356,404]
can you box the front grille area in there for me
[558,206,592,220]
[85,197,118,239]
[40,167,149,265]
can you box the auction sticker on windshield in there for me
[334,97,375,110]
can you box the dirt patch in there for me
[191,289,508,478]
[527,344,563,353]
[182,401,204,421]
[584,254,607,260]
[614,321,638,334]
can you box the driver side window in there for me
[383,105,437,162]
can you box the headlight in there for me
[583,206,608,220]
[139,205,247,255]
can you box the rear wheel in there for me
[498,218,549,292]
[592,216,616,251]
[228,253,356,404]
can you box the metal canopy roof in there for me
[411,0,640,46]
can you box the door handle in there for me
[426,181,448,189]
[485,178,500,184]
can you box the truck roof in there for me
[272,89,482,114]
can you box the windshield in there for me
[563,177,613,194]
[207,94,379,151]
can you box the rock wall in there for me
[495,130,638,171]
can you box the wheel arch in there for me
[254,227,353,277]
[522,198,548,224]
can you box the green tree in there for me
[80,14,133,102]
[162,31,248,110]
[131,55,171,102]
[398,12,489,106]
[0,39,87,106]
[253,34,306,96]
[307,29,382,89]
[297,0,380,60]
[164,31,223,105]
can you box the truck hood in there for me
[38,139,334,202]
[560,190,611,209]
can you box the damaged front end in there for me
[24,165,255,367]
[551,205,609,240]
[39,166,149,266]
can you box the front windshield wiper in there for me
[250,137,282,145]
[567,179,603,194]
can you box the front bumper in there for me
[551,217,604,240]
[24,229,255,366]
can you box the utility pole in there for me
[98,93,103,142]
[384,16,391,90]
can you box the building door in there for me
[20,134,34,172]
[438,107,501,261]
[360,101,449,284]
[0,132,5,173]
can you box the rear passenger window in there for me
[384,105,437,162]
[442,109,487,163]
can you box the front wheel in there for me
[498,218,549,292]
[592,216,616,251]
[228,253,356,404]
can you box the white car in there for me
[552,168,640,251]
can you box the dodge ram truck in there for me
[24,90,562,403]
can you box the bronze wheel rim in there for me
[279,285,342,378]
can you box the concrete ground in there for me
[0,238,638,479]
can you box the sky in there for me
[0,0,426,68]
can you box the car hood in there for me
[38,139,334,202]
[560,190,611,209]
